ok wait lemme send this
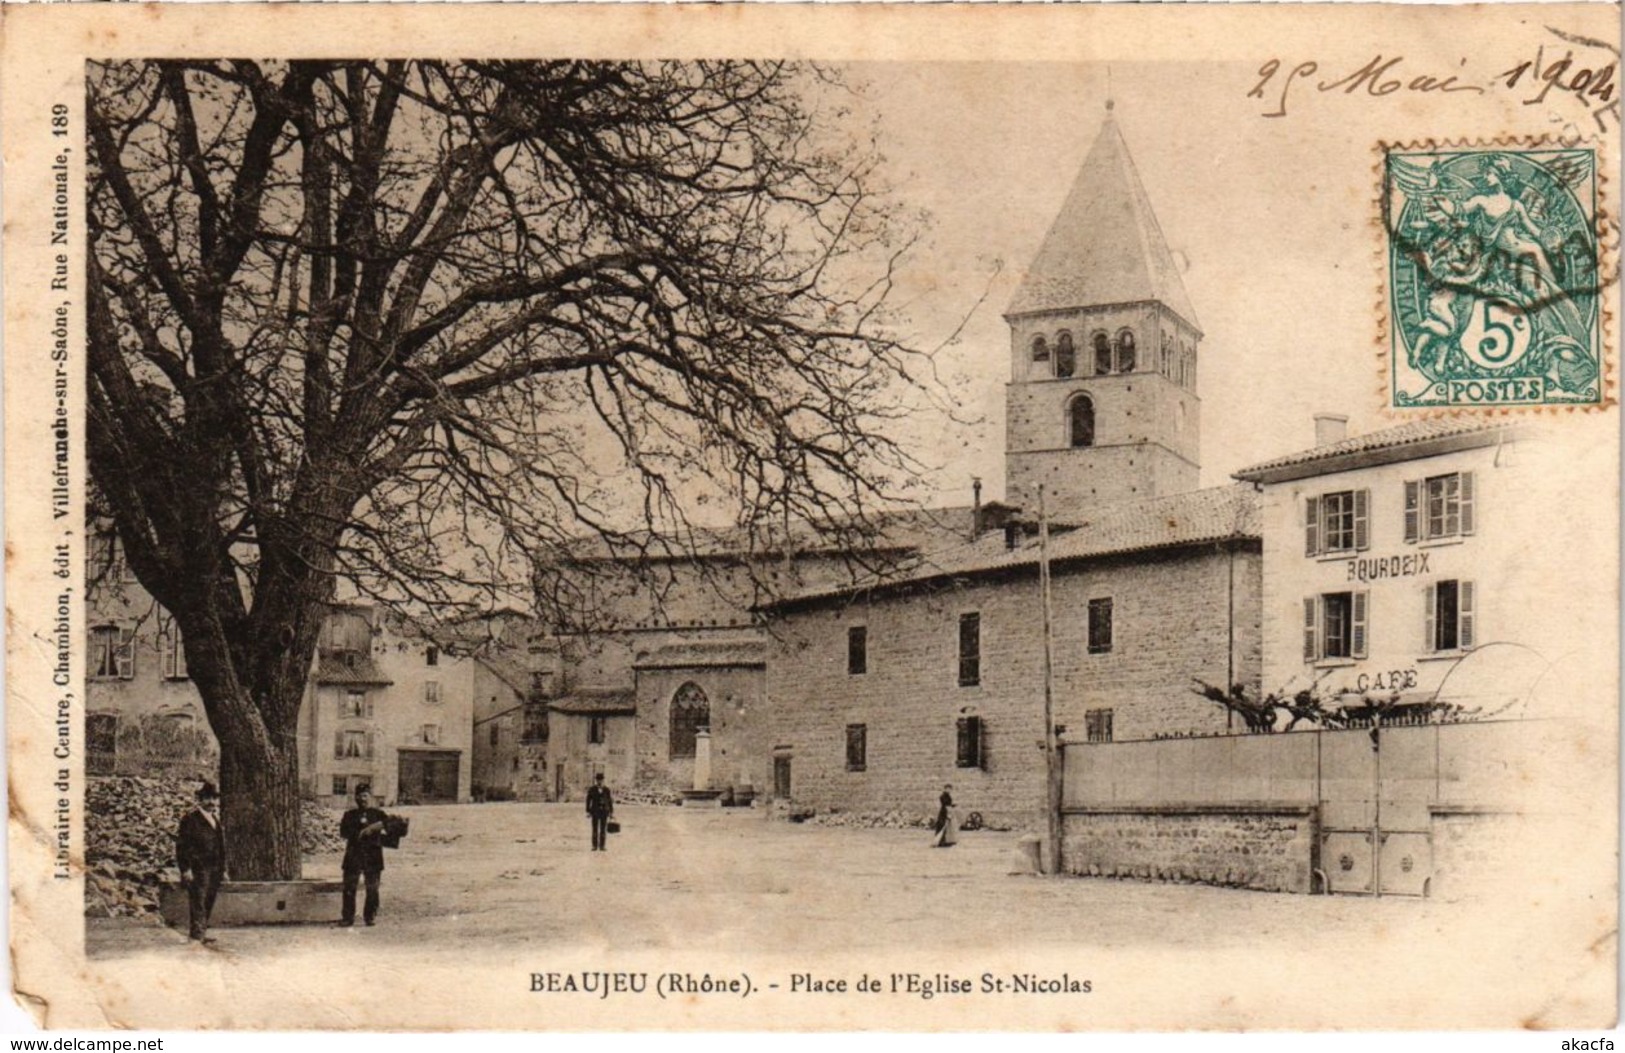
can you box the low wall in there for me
[1060,804,1316,894]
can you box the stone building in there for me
[296,605,476,806]
[84,533,217,779]
[86,537,474,806]
[762,488,1260,826]
[529,518,967,799]
[755,106,1263,826]
[1004,103,1202,520]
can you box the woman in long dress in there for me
[931,784,958,848]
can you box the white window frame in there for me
[340,690,371,720]
[90,625,135,680]
[1424,579,1477,653]
[1305,489,1370,557]
[1303,591,1368,663]
[1405,471,1476,544]
[158,615,188,680]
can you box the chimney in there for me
[970,477,983,540]
[1314,413,1349,446]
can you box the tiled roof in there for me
[1007,114,1199,329]
[634,640,767,670]
[314,654,393,686]
[547,688,637,715]
[770,485,1259,607]
[1232,419,1518,483]
[552,506,975,563]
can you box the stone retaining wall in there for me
[1060,804,1316,893]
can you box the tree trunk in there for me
[218,713,303,882]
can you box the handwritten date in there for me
[1249,55,1483,119]
[1250,47,1618,126]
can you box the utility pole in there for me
[1038,484,1063,875]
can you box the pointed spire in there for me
[1007,111,1199,331]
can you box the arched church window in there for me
[1116,329,1137,373]
[1092,332,1112,376]
[1161,333,1173,377]
[1055,332,1075,378]
[669,682,709,760]
[1030,335,1049,363]
[1069,394,1096,448]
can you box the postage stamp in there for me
[1385,143,1607,410]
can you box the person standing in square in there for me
[586,773,614,851]
[175,780,226,945]
[339,785,389,926]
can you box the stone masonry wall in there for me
[764,544,1261,829]
[1061,807,1316,893]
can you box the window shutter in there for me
[1459,471,1476,535]
[1303,597,1319,662]
[1404,480,1421,543]
[366,731,376,760]
[956,716,984,769]
[364,695,374,720]
[1304,496,1321,557]
[1424,583,1437,653]
[334,730,345,760]
[1459,581,1476,649]
[116,628,135,679]
[1351,591,1369,659]
[1353,489,1370,551]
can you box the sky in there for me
[844,60,1422,507]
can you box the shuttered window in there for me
[1407,472,1476,543]
[341,691,372,719]
[1306,490,1369,556]
[1426,579,1476,652]
[956,716,985,769]
[1305,592,1368,661]
[90,626,135,680]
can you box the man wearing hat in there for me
[175,780,226,945]
[339,785,390,926]
[586,772,615,852]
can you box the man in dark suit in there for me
[586,772,614,852]
[175,780,226,945]
[339,785,389,927]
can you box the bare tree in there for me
[87,60,935,879]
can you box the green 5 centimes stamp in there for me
[1386,145,1605,409]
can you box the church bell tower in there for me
[1004,102,1201,522]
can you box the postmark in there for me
[1384,142,1609,410]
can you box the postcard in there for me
[3,2,1618,1032]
